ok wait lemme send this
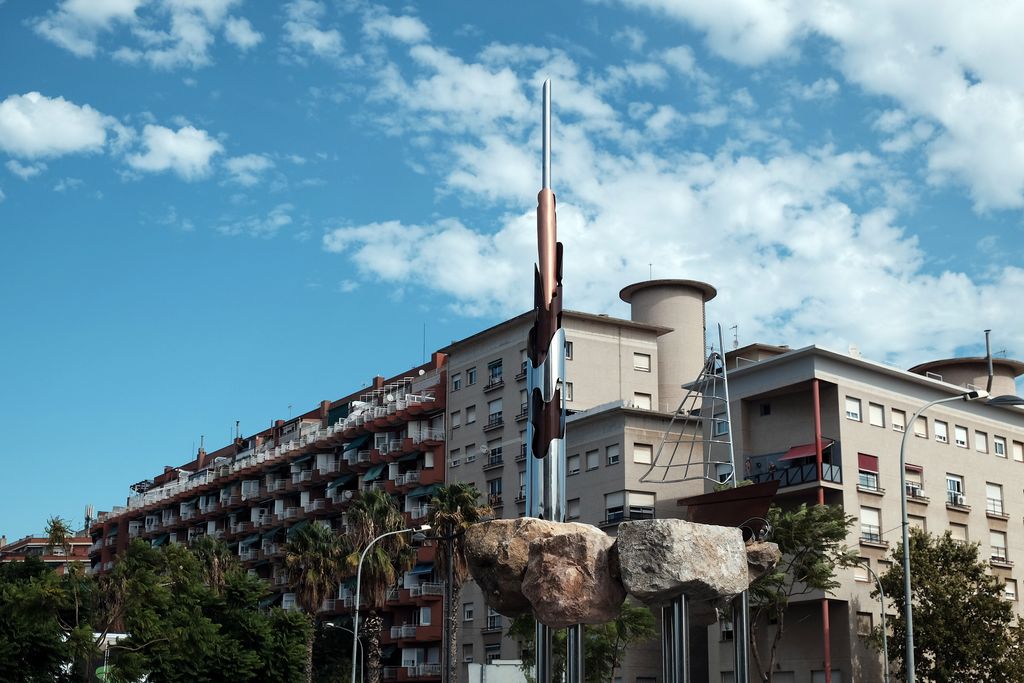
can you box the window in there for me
[853,559,869,582]
[487,438,502,463]
[586,449,599,470]
[465,405,476,424]
[946,474,965,505]
[564,340,573,360]
[949,523,968,543]
[567,454,580,475]
[857,453,879,491]
[954,425,968,448]
[462,644,474,663]
[567,498,580,520]
[487,359,503,384]
[914,416,928,438]
[856,612,873,637]
[868,403,885,427]
[892,409,906,432]
[633,443,653,465]
[487,478,502,505]
[628,492,656,520]
[450,411,461,429]
[564,381,573,402]
[485,642,501,662]
[976,430,989,453]
[633,392,652,410]
[604,491,655,523]
[449,448,460,467]
[846,397,862,421]
[934,420,948,443]
[994,436,1007,457]
[467,367,477,385]
[1014,441,1024,463]
[720,616,734,641]
[464,443,476,463]
[633,352,651,372]
[759,402,771,417]
[606,444,620,465]
[991,530,1008,562]
[419,606,432,626]
[986,483,1004,515]
[1006,579,1018,601]
[860,507,881,543]
[487,398,503,425]
[909,515,926,531]
[713,412,729,436]
[462,602,474,621]
[517,470,525,500]
[452,372,462,391]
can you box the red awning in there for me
[779,439,833,461]
[858,453,879,472]
[905,463,923,473]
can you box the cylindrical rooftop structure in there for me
[620,279,717,412]
[908,357,1024,397]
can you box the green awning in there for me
[258,593,283,609]
[397,452,419,463]
[240,534,260,547]
[286,520,309,539]
[326,474,355,492]
[291,454,313,465]
[328,403,350,424]
[107,527,119,536]
[408,484,439,499]
[381,645,397,658]
[343,434,370,452]
[262,527,282,540]
[363,464,385,482]
[151,534,169,547]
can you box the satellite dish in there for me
[386,394,395,402]
[479,445,488,453]
[418,369,425,376]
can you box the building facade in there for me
[88,354,448,681]
[705,345,1024,683]
[0,533,91,574]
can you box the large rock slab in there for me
[522,528,626,628]
[745,541,781,584]
[617,519,748,605]
[464,518,596,616]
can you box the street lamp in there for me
[899,390,985,683]
[326,622,363,683]
[351,524,431,683]
[858,559,889,683]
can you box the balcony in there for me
[416,664,442,677]
[516,403,528,422]
[483,451,504,470]
[905,484,929,503]
[483,618,503,633]
[388,440,404,454]
[484,377,504,392]
[483,413,504,432]
[239,548,258,562]
[515,487,526,503]
[291,470,313,485]
[413,428,445,445]
[991,554,1014,569]
[488,494,503,508]
[598,509,654,528]
[516,444,527,462]
[267,479,287,494]
[946,491,970,511]
[391,625,418,639]
[409,505,431,520]
[745,440,843,490]
[986,498,1010,520]
[860,525,887,547]
[515,361,527,381]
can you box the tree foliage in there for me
[748,503,857,682]
[871,528,1022,683]
[508,601,657,683]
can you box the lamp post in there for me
[858,559,889,683]
[327,622,363,683]
[351,524,431,683]
[899,390,984,682]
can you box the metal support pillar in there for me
[567,625,584,683]
[661,596,689,683]
[733,592,750,682]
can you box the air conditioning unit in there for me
[955,493,967,506]
[463,657,474,663]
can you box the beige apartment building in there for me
[706,344,1024,683]
[441,280,718,681]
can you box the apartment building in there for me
[88,354,449,681]
[704,345,1024,683]
[441,280,717,681]
[0,533,91,574]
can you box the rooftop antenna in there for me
[730,324,739,349]
[235,420,240,440]
[199,435,204,451]
[649,263,653,280]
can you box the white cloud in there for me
[338,279,359,293]
[224,16,263,50]
[283,0,343,60]
[0,187,5,203]
[791,77,839,100]
[33,0,144,57]
[364,13,429,44]
[0,92,115,158]
[614,0,1024,211]
[6,160,47,180]
[612,26,647,52]
[53,177,84,192]
[224,153,274,185]
[217,203,293,238]
[126,124,224,179]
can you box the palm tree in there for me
[285,521,349,683]
[428,483,490,683]
[191,535,238,595]
[345,489,417,683]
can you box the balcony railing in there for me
[860,525,883,544]
[413,428,445,444]
[409,505,431,520]
[483,413,503,431]
[746,443,843,489]
[484,451,503,469]
[987,498,1007,516]
[484,376,504,391]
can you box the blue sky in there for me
[2,0,1023,540]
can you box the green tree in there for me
[284,522,349,683]
[344,489,417,683]
[871,528,1018,682]
[508,602,657,683]
[0,557,75,682]
[191,534,239,595]
[427,482,490,683]
[748,503,857,682]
